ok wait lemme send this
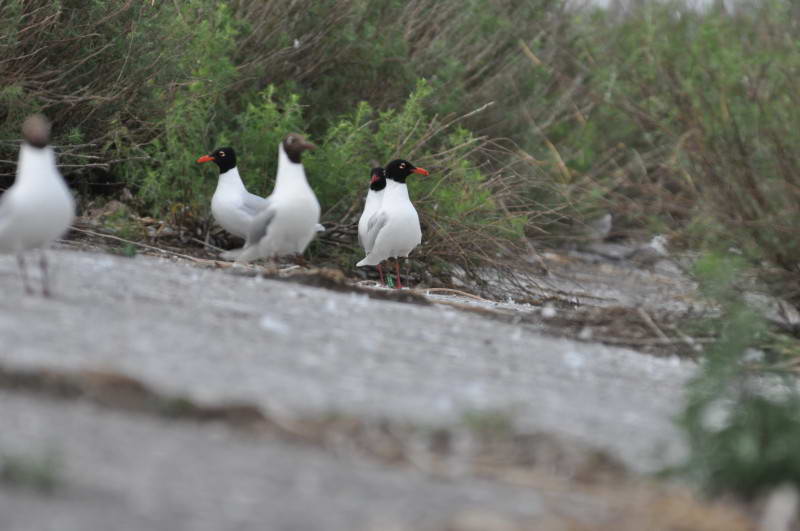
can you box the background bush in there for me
[4,0,800,288]
[0,0,556,272]
[531,1,800,286]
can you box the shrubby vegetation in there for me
[5,1,800,283]
[569,2,800,280]
[678,253,800,498]
[4,1,800,282]
[0,0,553,278]
[6,0,800,500]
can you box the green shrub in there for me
[677,252,800,498]
[12,0,800,289]
[1,451,63,494]
[536,1,800,275]
[0,0,554,279]
[176,80,530,271]
[0,1,203,178]
[683,393,800,499]
[135,2,239,215]
[0,0,567,178]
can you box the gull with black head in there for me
[357,166,387,283]
[356,159,429,288]
[196,146,266,242]
[197,145,323,260]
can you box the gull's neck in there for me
[364,187,384,210]
[217,167,246,191]
[384,179,410,203]
[17,144,58,184]
[274,143,309,195]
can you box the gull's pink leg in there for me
[377,263,385,285]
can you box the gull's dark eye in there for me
[399,163,406,169]
[219,151,225,157]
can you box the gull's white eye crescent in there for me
[219,151,225,157]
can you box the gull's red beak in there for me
[196,154,214,163]
[412,167,429,176]
[370,174,380,184]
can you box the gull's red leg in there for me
[377,263,385,285]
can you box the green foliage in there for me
[677,252,800,498]
[0,1,209,174]
[693,253,749,309]
[539,1,800,275]
[137,2,239,213]
[1,451,63,494]
[103,204,145,241]
[10,0,800,287]
[226,87,306,197]
[683,394,800,499]
[118,244,138,258]
[184,81,525,268]
[0,0,555,269]
[461,409,516,440]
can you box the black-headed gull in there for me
[357,166,386,283]
[0,115,75,296]
[356,159,428,288]
[196,147,268,240]
[234,134,320,263]
[197,146,323,260]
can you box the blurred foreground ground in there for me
[0,243,754,530]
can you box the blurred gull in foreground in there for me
[0,114,75,296]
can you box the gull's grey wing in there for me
[246,199,276,244]
[363,211,388,254]
[241,192,269,217]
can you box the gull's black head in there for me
[384,159,430,184]
[282,133,316,164]
[369,167,386,192]
[196,147,237,173]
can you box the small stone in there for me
[541,304,557,319]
